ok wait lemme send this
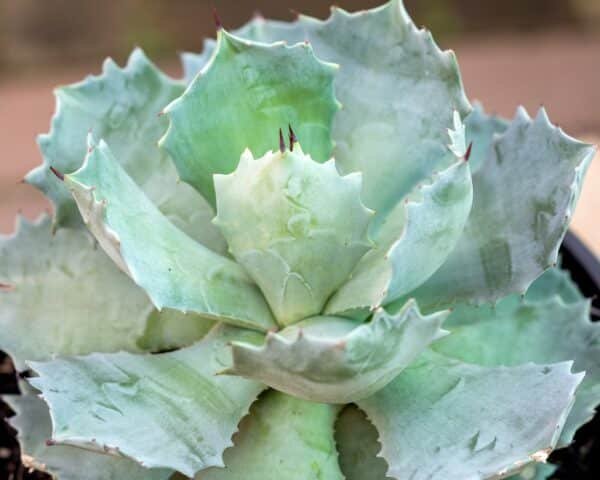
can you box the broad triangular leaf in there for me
[0,215,149,370]
[409,108,595,310]
[64,138,275,331]
[358,350,582,480]
[29,326,266,477]
[161,29,339,207]
[195,391,343,480]
[227,301,447,403]
[433,267,600,447]
[4,389,172,480]
[25,49,225,253]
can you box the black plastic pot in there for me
[0,233,599,480]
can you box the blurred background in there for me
[0,0,599,253]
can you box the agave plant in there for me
[1,1,598,479]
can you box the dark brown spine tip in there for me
[49,166,64,181]
[288,124,297,151]
[45,439,56,447]
[279,128,286,153]
[464,142,473,162]
[0,282,13,291]
[213,7,223,31]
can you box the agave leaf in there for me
[208,1,471,222]
[523,264,583,304]
[226,300,447,403]
[433,268,600,447]
[180,16,297,83]
[0,215,151,371]
[193,391,343,480]
[465,102,509,173]
[213,147,372,326]
[408,108,595,310]
[507,463,557,480]
[4,390,172,480]
[357,350,582,480]
[136,309,215,353]
[24,49,225,252]
[63,138,275,332]
[326,144,472,315]
[160,29,339,207]
[29,325,266,478]
[181,39,216,83]
[335,405,393,480]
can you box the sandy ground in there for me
[1,32,598,254]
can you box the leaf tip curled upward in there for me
[464,141,473,162]
[288,124,297,151]
[279,128,286,154]
[213,7,223,31]
[49,166,64,181]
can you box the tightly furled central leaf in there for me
[213,146,373,326]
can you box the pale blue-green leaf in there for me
[25,49,225,252]
[326,155,472,315]
[226,300,447,403]
[4,391,172,480]
[507,463,556,480]
[214,147,372,326]
[358,351,582,480]
[335,405,393,480]
[0,215,151,371]
[223,1,471,222]
[161,29,339,207]
[180,16,287,83]
[181,39,216,83]
[135,308,215,353]
[194,391,343,480]
[408,108,595,310]
[523,264,583,304]
[29,325,266,478]
[465,102,509,173]
[433,270,599,447]
[64,138,275,331]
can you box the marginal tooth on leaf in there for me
[213,7,223,31]
[464,141,473,162]
[279,128,286,153]
[49,166,64,181]
[288,124,298,151]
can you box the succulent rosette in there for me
[1,1,598,479]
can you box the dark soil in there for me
[1,236,598,479]
[0,353,50,480]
